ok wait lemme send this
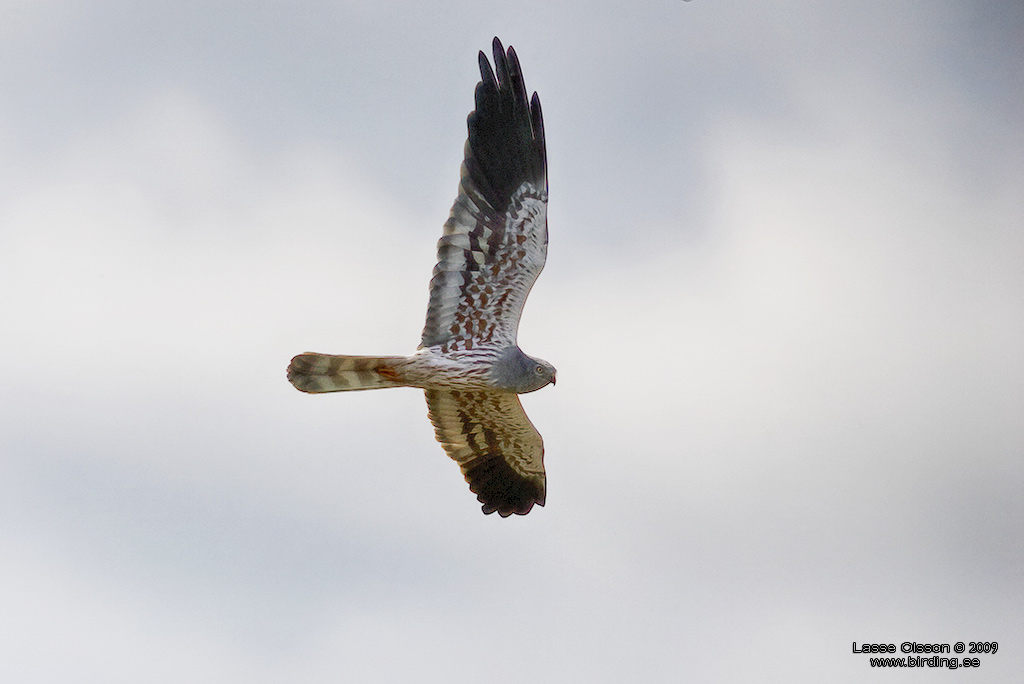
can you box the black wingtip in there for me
[530,92,546,191]
[464,38,547,212]
[492,37,506,85]
[465,456,546,517]
[477,50,495,90]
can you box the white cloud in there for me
[1,2,1022,681]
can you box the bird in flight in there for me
[287,38,554,517]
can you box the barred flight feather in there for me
[425,389,545,517]
[287,38,553,517]
[420,38,548,352]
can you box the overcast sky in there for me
[1,1,1022,682]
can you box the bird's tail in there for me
[287,353,411,393]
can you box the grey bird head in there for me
[491,346,557,393]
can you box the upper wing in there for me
[425,388,546,517]
[421,38,548,352]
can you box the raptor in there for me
[287,38,554,517]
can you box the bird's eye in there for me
[535,365,544,375]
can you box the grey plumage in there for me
[287,38,554,517]
[490,347,556,393]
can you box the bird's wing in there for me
[425,388,546,516]
[421,37,548,353]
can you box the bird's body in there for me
[289,345,551,394]
[288,38,554,517]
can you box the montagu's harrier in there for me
[288,38,554,517]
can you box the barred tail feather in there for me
[287,353,411,393]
